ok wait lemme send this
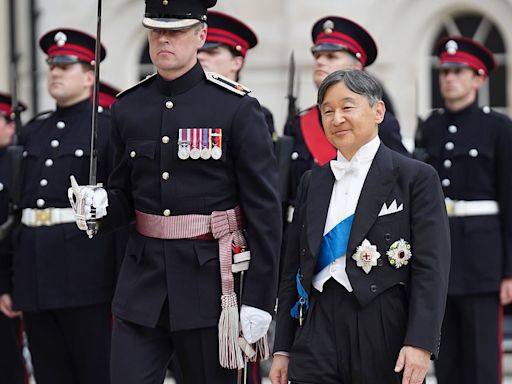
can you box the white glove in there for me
[240,305,272,344]
[68,175,108,237]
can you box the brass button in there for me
[163,209,171,217]
[40,179,48,187]
[50,139,60,148]
[162,136,170,144]
[45,159,54,167]
[165,101,174,109]
[36,198,45,208]
[162,172,170,180]
[56,121,65,129]
[130,151,136,158]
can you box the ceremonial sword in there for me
[86,0,103,236]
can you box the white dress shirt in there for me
[312,135,380,292]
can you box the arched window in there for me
[430,13,506,112]
[140,42,155,80]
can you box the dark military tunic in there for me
[419,101,512,384]
[0,149,25,384]
[419,101,512,294]
[103,62,282,331]
[285,106,409,208]
[13,99,117,311]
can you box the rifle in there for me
[275,52,298,205]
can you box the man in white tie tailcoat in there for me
[270,69,451,384]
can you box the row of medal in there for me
[178,128,222,160]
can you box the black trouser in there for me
[23,303,112,384]
[111,317,237,384]
[435,293,501,384]
[289,279,413,384]
[0,313,24,384]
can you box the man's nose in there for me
[333,110,345,124]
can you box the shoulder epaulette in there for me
[205,72,251,96]
[116,73,157,99]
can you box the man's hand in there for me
[68,175,108,237]
[269,354,289,384]
[394,345,430,384]
[240,305,272,344]
[500,278,512,305]
[0,293,21,318]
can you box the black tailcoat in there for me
[274,144,450,358]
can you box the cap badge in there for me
[323,20,334,35]
[445,40,458,55]
[54,31,67,47]
[386,239,412,269]
[352,239,381,274]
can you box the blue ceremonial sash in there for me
[315,214,354,274]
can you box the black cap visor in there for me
[46,55,90,65]
[311,42,350,54]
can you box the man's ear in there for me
[84,69,95,89]
[197,26,207,48]
[474,73,485,89]
[374,100,386,124]
[232,56,244,73]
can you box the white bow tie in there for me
[330,159,360,180]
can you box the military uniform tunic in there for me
[13,99,117,311]
[419,102,512,294]
[103,62,282,331]
[0,149,25,384]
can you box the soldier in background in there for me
[0,29,117,384]
[99,81,120,112]
[418,36,512,384]
[198,10,277,142]
[284,16,410,222]
[0,92,25,384]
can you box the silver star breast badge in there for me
[352,239,381,274]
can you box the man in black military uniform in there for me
[0,29,117,384]
[198,10,277,142]
[270,69,450,384]
[0,92,25,384]
[418,36,512,384]
[69,1,281,383]
[284,16,410,221]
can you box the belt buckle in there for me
[35,208,52,226]
[445,200,455,217]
